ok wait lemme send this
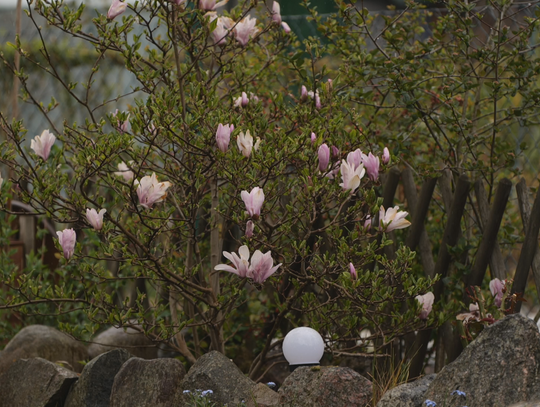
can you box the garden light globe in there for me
[282,327,325,370]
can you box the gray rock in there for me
[424,314,540,407]
[278,365,372,407]
[65,348,133,407]
[88,326,159,360]
[0,357,78,407]
[110,357,186,407]
[509,403,540,407]
[181,350,256,406]
[376,374,436,407]
[246,382,280,407]
[0,324,88,374]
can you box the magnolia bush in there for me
[1,0,539,380]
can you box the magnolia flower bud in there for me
[362,152,380,182]
[216,123,233,152]
[31,130,56,161]
[245,220,254,238]
[310,132,316,143]
[56,228,76,259]
[281,22,291,33]
[107,0,127,20]
[349,263,357,279]
[301,85,308,102]
[241,187,265,219]
[86,208,107,231]
[416,292,434,320]
[272,1,282,24]
[315,92,321,109]
[347,149,362,170]
[318,144,330,172]
[382,147,390,165]
[489,278,506,307]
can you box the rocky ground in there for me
[1,314,540,406]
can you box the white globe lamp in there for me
[282,327,325,371]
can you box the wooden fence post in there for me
[473,179,508,280]
[408,174,470,379]
[467,178,512,287]
[513,179,540,312]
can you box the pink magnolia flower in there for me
[241,187,265,219]
[272,1,282,24]
[379,206,411,232]
[56,228,76,259]
[107,0,127,19]
[349,263,357,279]
[456,302,481,324]
[363,216,372,232]
[331,145,340,159]
[489,278,506,307]
[318,144,330,172]
[382,147,390,165]
[135,173,172,209]
[237,130,259,157]
[305,88,321,109]
[245,220,254,238]
[339,159,365,193]
[207,12,234,45]
[215,245,250,278]
[112,109,129,133]
[249,250,282,284]
[300,85,308,102]
[216,123,233,152]
[115,161,134,182]
[199,0,228,11]
[310,132,316,143]
[416,292,434,320]
[31,130,56,161]
[346,149,363,170]
[362,152,380,181]
[281,22,291,33]
[86,208,107,231]
[234,92,249,108]
[234,16,259,46]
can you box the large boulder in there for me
[109,357,186,407]
[0,357,78,407]
[424,314,540,406]
[376,374,436,407]
[65,348,133,407]
[0,324,88,374]
[181,350,256,406]
[278,366,372,407]
[88,326,158,359]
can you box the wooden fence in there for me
[380,167,540,378]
